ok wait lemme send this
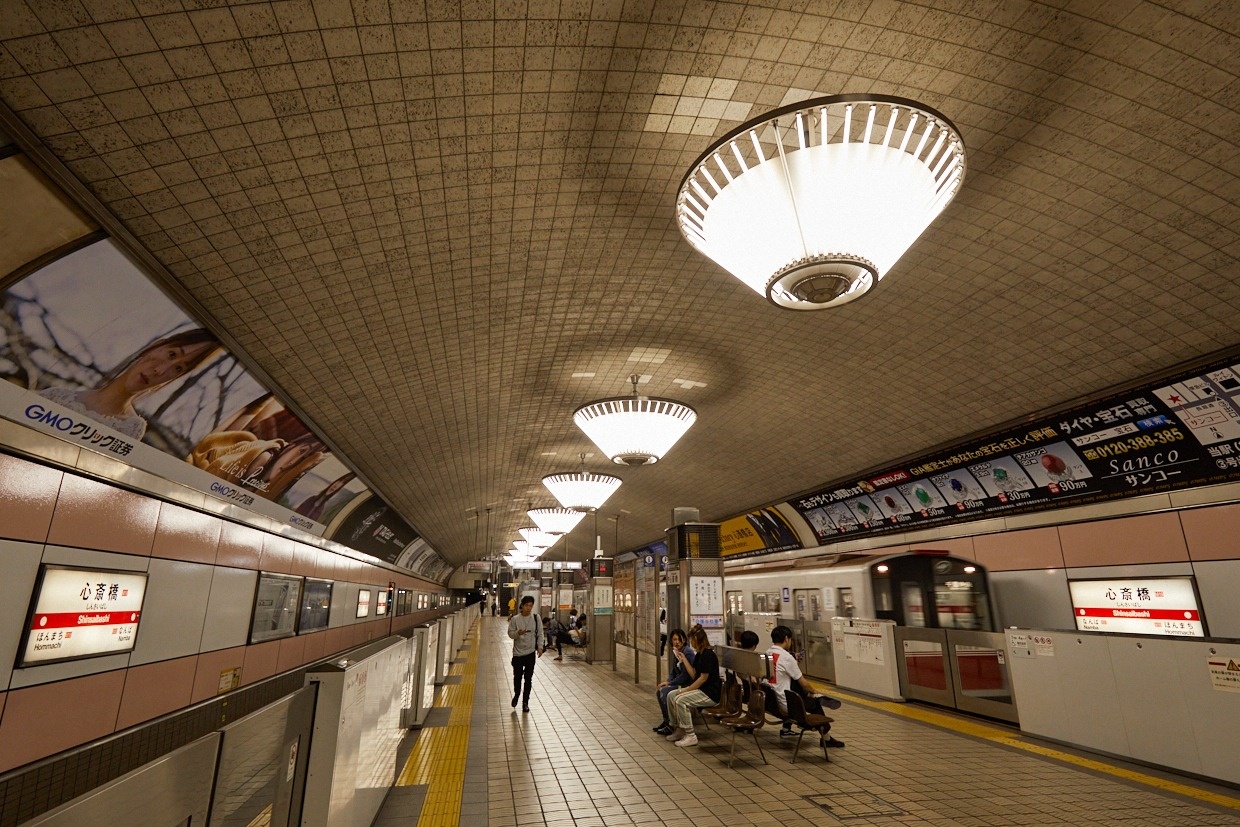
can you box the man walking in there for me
[508,596,543,713]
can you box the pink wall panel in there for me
[915,537,977,560]
[301,631,326,664]
[276,635,306,673]
[1179,503,1240,561]
[313,552,338,580]
[215,521,263,569]
[0,669,126,773]
[190,646,246,704]
[47,473,159,555]
[151,502,220,564]
[259,534,295,574]
[0,453,62,542]
[292,543,318,577]
[241,640,281,685]
[1058,512,1189,568]
[973,527,1066,571]
[116,656,197,730]
[322,627,344,659]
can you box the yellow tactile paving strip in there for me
[396,625,479,827]
[809,681,1240,812]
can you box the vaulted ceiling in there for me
[2,1,1237,569]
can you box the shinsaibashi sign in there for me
[1068,577,1206,637]
[21,566,148,666]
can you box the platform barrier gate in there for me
[894,627,1018,723]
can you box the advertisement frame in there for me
[17,563,149,668]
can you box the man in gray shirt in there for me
[508,595,544,712]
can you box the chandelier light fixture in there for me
[518,527,560,549]
[676,94,966,310]
[527,507,587,535]
[542,453,623,510]
[573,376,697,466]
[510,540,541,557]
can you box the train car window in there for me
[838,587,855,617]
[901,582,927,626]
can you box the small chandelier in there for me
[573,376,697,466]
[519,527,560,549]
[543,453,623,510]
[510,540,542,557]
[528,507,586,535]
[677,94,965,310]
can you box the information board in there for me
[1068,578,1206,637]
[20,566,148,666]
[786,354,1240,555]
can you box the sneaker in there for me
[665,728,684,742]
[522,706,530,713]
[511,693,518,708]
[779,728,796,738]
[553,656,562,661]
[653,721,670,733]
[823,736,846,748]
[821,695,843,711]
[674,733,698,747]
[654,724,673,736]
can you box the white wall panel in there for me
[1053,634,1131,757]
[129,559,214,666]
[1106,636,1202,774]
[200,567,257,653]
[990,569,1072,630]
[1174,639,1240,785]
[1191,560,1240,640]
[0,539,45,689]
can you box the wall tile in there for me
[115,655,196,730]
[0,453,63,542]
[190,645,245,704]
[292,542,318,576]
[241,640,281,685]
[973,526,1066,571]
[215,520,263,569]
[0,669,126,773]
[259,533,295,573]
[301,631,326,664]
[1179,502,1240,561]
[276,635,306,672]
[129,558,213,665]
[200,566,257,652]
[0,540,44,690]
[1059,512,1189,567]
[151,502,220,564]
[914,536,977,560]
[47,473,159,555]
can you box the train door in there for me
[792,588,819,621]
[837,587,855,617]
[901,581,927,627]
[727,590,743,616]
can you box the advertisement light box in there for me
[1068,577,1206,637]
[356,589,372,618]
[21,566,148,666]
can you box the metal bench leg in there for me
[790,730,804,763]
[752,731,766,765]
[727,730,739,768]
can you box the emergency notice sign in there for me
[21,566,148,666]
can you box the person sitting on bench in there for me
[766,625,844,749]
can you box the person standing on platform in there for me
[508,596,543,713]
[491,600,497,616]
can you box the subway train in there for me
[722,549,996,631]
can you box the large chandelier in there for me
[677,94,966,310]
[510,540,542,557]
[528,507,586,535]
[542,453,623,510]
[573,376,697,466]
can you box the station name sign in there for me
[21,566,148,666]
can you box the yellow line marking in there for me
[807,681,1240,811]
[396,621,480,827]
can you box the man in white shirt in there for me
[766,625,844,748]
[508,596,544,713]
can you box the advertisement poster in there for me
[249,573,301,644]
[785,354,1240,557]
[719,507,802,557]
[20,566,147,666]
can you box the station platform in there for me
[376,617,1240,827]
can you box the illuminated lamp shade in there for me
[676,94,966,310]
[542,470,622,511]
[528,507,587,535]
[573,375,696,466]
[519,527,560,549]
[510,541,541,558]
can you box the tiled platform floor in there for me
[377,617,1240,826]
